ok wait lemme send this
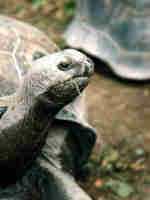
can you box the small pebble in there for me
[135,148,145,157]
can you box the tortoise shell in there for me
[64,0,150,80]
[0,15,58,99]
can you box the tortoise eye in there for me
[58,62,72,71]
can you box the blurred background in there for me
[0,0,75,47]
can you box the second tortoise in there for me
[64,0,150,80]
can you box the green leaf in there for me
[64,1,75,16]
[26,0,43,9]
[105,179,134,198]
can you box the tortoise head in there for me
[20,49,94,106]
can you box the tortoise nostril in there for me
[84,57,94,76]
[84,64,94,76]
[86,57,93,66]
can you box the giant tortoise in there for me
[64,0,150,80]
[0,15,96,200]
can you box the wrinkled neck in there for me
[0,91,65,186]
[3,91,63,129]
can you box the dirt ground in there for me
[1,0,150,200]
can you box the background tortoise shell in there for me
[64,0,150,80]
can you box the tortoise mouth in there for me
[71,76,89,94]
[65,75,90,95]
[47,76,89,104]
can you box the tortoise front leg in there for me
[43,165,92,200]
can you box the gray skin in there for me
[0,49,94,187]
